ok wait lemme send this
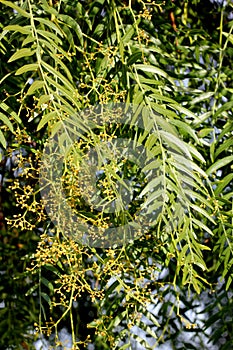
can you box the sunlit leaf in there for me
[4,24,31,34]
[15,63,38,75]
[206,156,233,175]
[0,129,6,148]
[8,48,35,62]
[135,64,174,84]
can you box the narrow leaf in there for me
[58,14,83,46]
[206,155,233,175]
[0,129,6,148]
[41,292,52,306]
[122,20,140,44]
[34,17,63,37]
[170,119,199,143]
[170,104,197,121]
[37,29,62,44]
[4,25,31,34]
[8,48,35,62]
[38,95,51,107]
[15,63,38,75]
[215,137,233,158]
[135,64,174,84]
[37,111,57,131]
[0,1,30,18]
[27,80,44,95]
[127,51,142,66]
[192,218,214,236]
[0,112,14,132]
[41,277,54,293]
[190,92,215,105]
[25,283,39,296]
[0,102,21,123]
[186,143,206,163]
[44,263,61,277]
[215,100,233,117]
[41,61,74,92]
[198,128,213,138]
[226,275,232,291]
[215,174,233,195]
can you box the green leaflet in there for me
[217,121,233,142]
[22,35,35,46]
[214,100,233,117]
[215,173,233,195]
[222,31,233,45]
[0,112,14,132]
[198,128,213,138]
[118,344,131,350]
[43,263,61,277]
[122,19,140,44]
[4,24,31,34]
[170,103,197,121]
[190,91,215,105]
[58,14,83,46]
[37,111,57,131]
[206,155,233,175]
[25,283,39,296]
[38,94,51,107]
[15,63,38,75]
[45,76,78,106]
[107,310,127,329]
[0,129,6,148]
[34,17,64,37]
[215,137,233,158]
[41,277,54,294]
[0,1,30,18]
[0,102,21,123]
[192,218,214,236]
[150,102,178,119]
[41,0,58,16]
[37,29,62,44]
[192,111,212,127]
[27,80,44,95]
[226,275,233,291]
[190,204,215,224]
[159,130,192,158]
[127,51,143,66]
[135,64,175,84]
[41,61,75,92]
[41,292,52,307]
[170,119,200,143]
[8,48,35,62]
[185,143,206,163]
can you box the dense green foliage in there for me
[0,0,232,349]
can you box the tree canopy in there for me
[0,0,233,349]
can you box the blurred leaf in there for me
[0,112,14,132]
[0,1,30,18]
[0,129,6,148]
[27,80,44,95]
[4,24,31,34]
[37,111,57,131]
[206,156,233,175]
